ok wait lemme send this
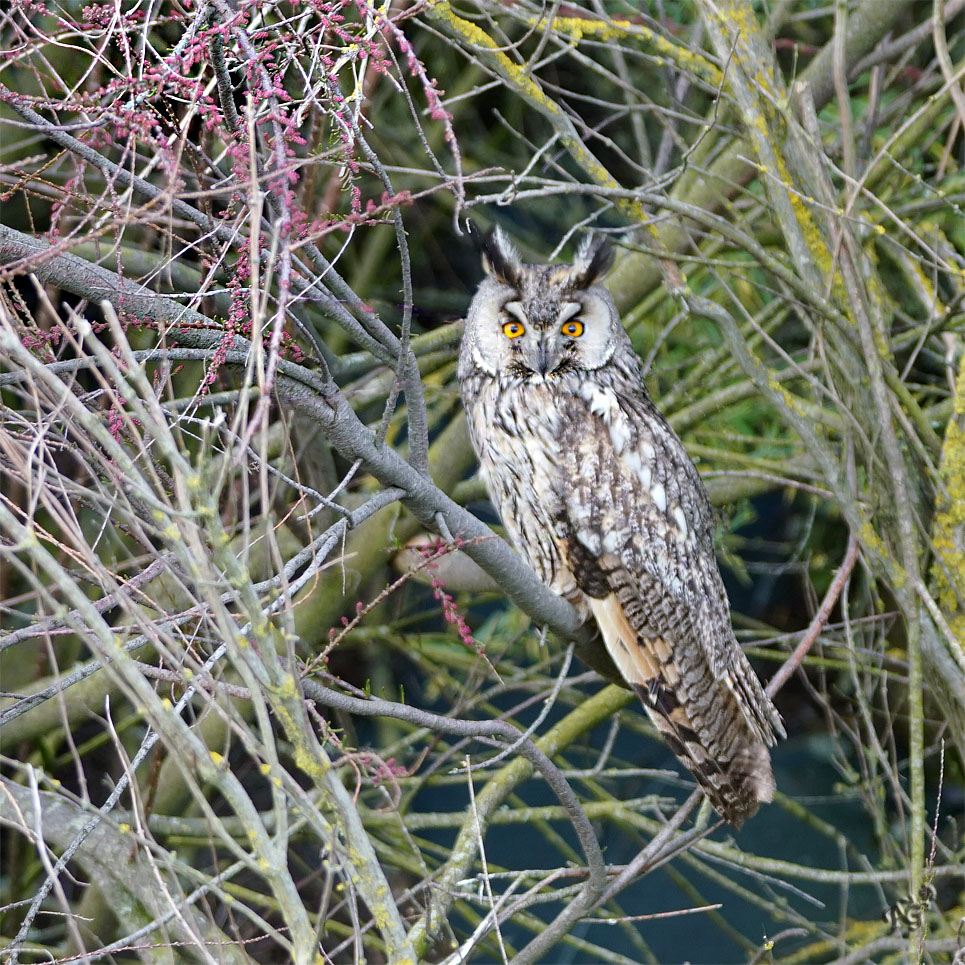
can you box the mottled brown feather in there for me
[458,233,783,828]
[585,582,774,828]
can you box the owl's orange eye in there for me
[502,320,525,339]
[561,320,584,338]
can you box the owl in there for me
[457,227,784,827]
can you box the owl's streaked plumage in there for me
[457,228,784,827]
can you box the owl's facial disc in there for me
[495,293,614,380]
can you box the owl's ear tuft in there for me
[470,222,522,287]
[573,235,615,287]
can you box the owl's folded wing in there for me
[554,393,782,825]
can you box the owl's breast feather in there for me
[466,378,575,596]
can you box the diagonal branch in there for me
[0,223,594,648]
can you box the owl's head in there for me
[459,227,626,383]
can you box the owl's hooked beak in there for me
[531,333,567,378]
[536,335,551,376]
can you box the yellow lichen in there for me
[428,1,648,223]
[931,351,965,657]
[499,10,721,85]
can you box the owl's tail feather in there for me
[587,579,777,828]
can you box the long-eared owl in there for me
[457,228,784,827]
